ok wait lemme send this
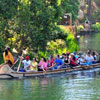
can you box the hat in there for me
[66,52,70,54]
[26,56,29,60]
[5,46,10,50]
[71,53,74,56]
[81,55,84,58]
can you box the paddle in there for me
[11,58,19,69]
[17,51,24,72]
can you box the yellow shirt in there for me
[30,62,38,71]
[3,51,14,64]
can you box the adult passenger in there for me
[69,53,78,67]
[22,56,31,71]
[85,52,94,65]
[47,55,55,68]
[30,58,38,72]
[38,57,47,71]
[78,55,87,66]
[53,55,63,69]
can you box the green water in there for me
[79,33,100,52]
[1,69,100,100]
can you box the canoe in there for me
[0,63,100,79]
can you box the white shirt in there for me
[22,60,31,70]
[85,55,94,62]
[79,58,85,64]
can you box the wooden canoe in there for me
[0,63,100,79]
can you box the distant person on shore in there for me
[3,46,14,66]
[84,19,90,31]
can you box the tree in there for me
[0,0,80,54]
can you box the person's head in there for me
[43,57,46,62]
[62,53,66,58]
[56,55,59,59]
[4,49,8,56]
[87,49,91,54]
[66,52,70,57]
[87,52,91,56]
[5,46,10,51]
[73,52,77,55]
[81,55,84,59]
[25,56,30,61]
[49,55,53,60]
[40,57,44,61]
[70,53,74,57]
[33,58,36,62]
[93,51,95,56]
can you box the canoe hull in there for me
[0,64,100,79]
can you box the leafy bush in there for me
[0,36,5,64]
[36,26,79,60]
[91,22,100,31]
[77,25,84,33]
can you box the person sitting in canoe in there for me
[47,55,55,68]
[38,57,47,71]
[61,53,70,68]
[78,55,87,66]
[30,58,38,72]
[69,53,78,67]
[3,46,14,67]
[50,55,63,70]
[85,52,94,65]
[92,50,98,64]
[22,56,31,71]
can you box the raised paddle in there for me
[11,58,19,69]
[17,52,24,72]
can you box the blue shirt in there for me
[55,58,63,66]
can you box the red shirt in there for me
[48,58,55,67]
[70,57,77,65]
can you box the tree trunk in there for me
[87,0,92,21]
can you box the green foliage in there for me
[59,25,79,52]
[0,36,5,64]
[91,22,100,31]
[91,10,100,23]
[77,25,84,33]
[61,0,79,20]
[66,33,79,52]
[36,26,79,59]
[0,0,80,63]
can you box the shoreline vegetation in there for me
[0,0,79,64]
[0,0,100,64]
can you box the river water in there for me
[79,33,100,52]
[0,68,100,100]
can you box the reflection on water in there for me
[79,33,100,52]
[0,69,100,100]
